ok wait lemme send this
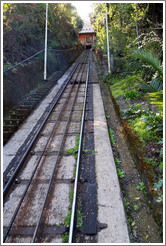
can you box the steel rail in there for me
[3,51,88,243]
[3,51,85,197]
[68,51,90,244]
[32,51,89,243]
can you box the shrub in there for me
[124,89,142,100]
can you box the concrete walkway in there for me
[93,83,130,243]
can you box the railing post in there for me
[44,3,48,80]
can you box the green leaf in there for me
[117,168,125,178]
[133,49,163,80]
[133,204,139,211]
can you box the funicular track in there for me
[3,50,95,243]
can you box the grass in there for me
[76,200,83,227]
[62,232,69,243]
[64,133,83,238]
[84,149,97,155]
[66,134,80,176]
[109,128,115,145]
[64,135,80,240]
[66,134,80,159]
[64,190,83,230]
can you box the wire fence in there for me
[3,46,83,114]
[3,49,45,73]
[3,46,77,73]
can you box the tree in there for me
[3,3,83,65]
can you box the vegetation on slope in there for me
[3,3,83,66]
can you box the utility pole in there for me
[44,3,48,80]
[135,3,140,48]
[136,20,140,48]
[105,3,111,74]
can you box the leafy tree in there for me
[3,3,83,65]
[90,3,162,58]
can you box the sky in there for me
[72,2,94,22]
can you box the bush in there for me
[124,89,142,100]
[129,112,163,143]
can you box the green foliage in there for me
[3,3,83,65]
[91,3,159,58]
[122,104,163,143]
[105,114,110,119]
[64,210,71,227]
[92,3,163,104]
[76,204,83,227]
[84,149,97,155]
[150,78,163,92]
[159,161,163,173]
[130,31,163,57]
[124,89,142,100]
[128,216,132,224]
[146,91,163,112]
[136,181,146,192]
[130,114,162,143]
[133,49,163,93]
[62,232,69,243]
[66,134,80,158]
[115,157,121,165]
[117,168,125,178]
[110,74,142,99]
[124,197,130,207]
[64,189,73,227]
[64,189,83,230]
[156,193,163,203]
[131,221,136,227]
[133,204,139,211]
[145,157,158,167]
[133,49,163,80]
[153,179,163,191]
[121,103,145,119]
[109,128,115,145]
[66,134,80,177]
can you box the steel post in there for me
[44,3,48,80]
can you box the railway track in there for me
[3,50,97,243]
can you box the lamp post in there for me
[44,3,48,80]
[105,3,110,74]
